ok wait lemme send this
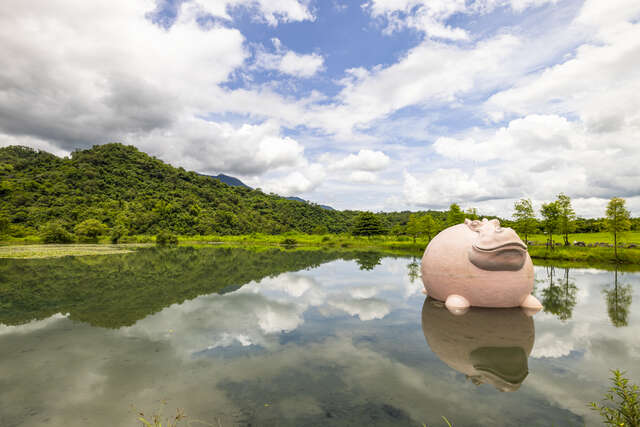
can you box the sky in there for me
[0,0,639,218]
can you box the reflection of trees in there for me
[603,267,632,327]
[407,257,420,283]
[0,247,353,328]
[541,266,577,321]
[354,251,383,271]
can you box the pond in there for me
[1,247,638,426]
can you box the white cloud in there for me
[410,112,640,214]
[403,169,492,208]
[258,163,326,196]
[365,0,556,39]
[195,0,315,26]
[327,149,390,171]
[0,0,245,148]
[134,119,306,175]
[348,171,377,183]
[328,297,391,321]
[255,38,325,78]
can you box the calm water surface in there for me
[0,247,638,426]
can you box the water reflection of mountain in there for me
[421,298,535,392]
[0,247,399,328]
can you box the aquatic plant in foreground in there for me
[589,370,640,426]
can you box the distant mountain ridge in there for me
[285,196,334,211]
[207,173,250,188]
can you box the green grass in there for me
[527,231,640,245]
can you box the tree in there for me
[512,198,537,245]
[110,224,128,244]
[74,219,108,242]
[541,267,577,321]
[0,214,9,236]
[156,230,178,246]
[540,201,560,249]
[556,193,576,246]
[604,267,632,327]
[352,212,384,236]
[605,197,631,260]
[446,203,465,227]
[354,251,383,270]
[405,214,422,243]
[41,222,74,244]
[421,214,439,241]
[407,257,420,283]
[464,207,479,220]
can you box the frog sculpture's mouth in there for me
[468,241,527,271]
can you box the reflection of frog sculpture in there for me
[421,218,542,313]
[422,298,535,392]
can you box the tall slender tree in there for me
[446,203,465,227]
[405,214,422,243]
[605,197,631,260]
[540,201,560,249]
[604,267,632,327]
[556,193,576,246]
[512,198,537,245]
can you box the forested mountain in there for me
[208,173,250,188]
[1,143,375,236]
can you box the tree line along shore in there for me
[1,144,638,264]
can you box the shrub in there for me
[41,222,74,244]
[321,235,331,242]
[589,370,640,426]
[156,230,178,246]
[281,238,297,246]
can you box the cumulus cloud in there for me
[348,171,378,183]
[364,0,557,39]
[257,163,326,196]
[0,0,246,150]
[134,119,305,175]
[408,112,640,212]
[328,297,391,321]
[254,38,325,78]
[326,149,390,171]
[195,0,315,26]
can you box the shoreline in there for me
[2,236,640,269]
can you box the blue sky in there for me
[1,0,639,217]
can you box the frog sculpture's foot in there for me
[520,294,542,316]
[445,294,470,316]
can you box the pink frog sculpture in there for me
[421,218,542,314]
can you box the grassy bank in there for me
[2,232,640,264]
[528,245,640,267]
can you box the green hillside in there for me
[0,143,371,236]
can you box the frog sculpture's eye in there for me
[464,218,482,232]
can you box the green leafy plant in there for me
[589,370,640,426]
